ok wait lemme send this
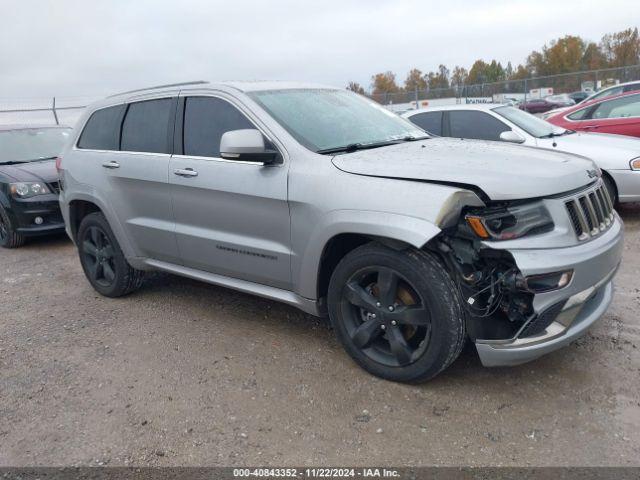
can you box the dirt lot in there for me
[1,206,639,467]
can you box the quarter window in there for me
[183,97,254,157]
[120,98,174,154]
[77,105,125,150]
[449,111,510,141]
[409,111,442,136]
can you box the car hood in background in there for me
[537,132,639,169]
[331,138,597,201]
[0,159,58,183]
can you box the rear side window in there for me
[409,111,442,136]
[183,97,254,157]
[77,105,125,150]
[121,98,174,154]
[449,111,510,141]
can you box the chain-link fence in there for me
[0,96,97,127]
[1,64,640,124]
[368,64,640,111]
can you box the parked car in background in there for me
[58,81,622,382]
[518,96,572,114]
[403,104,640,204]
[583,80,640,104]
[543,81,640,119]
[568,91,590,103]
[0,125,70,248]
[546,91,640,139]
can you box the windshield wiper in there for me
[0,160,30,165]
[317,135,430,155]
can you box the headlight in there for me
[9,182,51,198]
[631,157,640,171]
[465,203,554,241]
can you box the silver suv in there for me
[58,81,624,382]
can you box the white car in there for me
[403,103,640,204]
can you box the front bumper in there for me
[475,214,624,367]
[607,169,640,203]
[9,194,65,236]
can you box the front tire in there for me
[77,212,144,297]
[327,242,466,383]
[0,205,26,248]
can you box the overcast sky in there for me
[1,0,637,100]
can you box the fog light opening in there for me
[34,216,44,225]
[525,270,574,293]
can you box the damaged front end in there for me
[433,200,572,342]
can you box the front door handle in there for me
[102,161,120,169]
[174,168,198,177]
[584,125,599,129]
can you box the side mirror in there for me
[499,130,525,144]
[220,129,279,164]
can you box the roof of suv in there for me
[106,80,338,100]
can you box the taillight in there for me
[55,156,63,172]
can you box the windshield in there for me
[493,106,565,138]
[0,128,71,164]
[248,89,426,152]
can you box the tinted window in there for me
[77,105,124,150]
[567,107,591,121]
[449,111,510,141]
[623,83,640,93]
[121,98,174,154]
[409,111,442,135]
[183,97,255,157]
[591,94,640,119]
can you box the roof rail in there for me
[107,80,209,98]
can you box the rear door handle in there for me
[102,161,120,169]
[173,168,198,177]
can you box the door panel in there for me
[169,95,291,289]
[104,152,179,263]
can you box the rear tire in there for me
[0,206,26,249]
[327,242,466,383]
[77,212,144,297]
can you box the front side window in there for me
[493,106,557,137]
[449,110,509,141]
[248,89,424,152]
[121,98,174,154]
[591,94,640,119]
[0,128,71,164]
[77,105,125,150]
[183,97,254,157]
[409,111,443,136]
[567,107,592,121]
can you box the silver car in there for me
[58,81,624,382]
[403,103,640,204]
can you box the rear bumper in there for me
[475,215,623,367]
[607,169,640,203]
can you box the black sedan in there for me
[0,125,71,248]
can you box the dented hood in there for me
[331,138,597,201]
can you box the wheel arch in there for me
[295,210,442,302]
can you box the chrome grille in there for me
[565,182,614,241]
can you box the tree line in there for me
[347,27,640,95]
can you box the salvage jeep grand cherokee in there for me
[58,81,623,382]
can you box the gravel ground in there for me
[1,205,639,467]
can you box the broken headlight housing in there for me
[465,203,554,241]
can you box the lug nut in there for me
[391,320,397,326]
[388,305,395,312]
[380,324,386,330]
[376,302,381,307]
[371,314,377,319]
